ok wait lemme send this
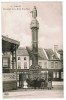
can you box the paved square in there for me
[3,87,63,98]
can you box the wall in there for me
[48,61,62,69]
[17,56,29,69]
[38,60,48,69]
[48,61,62,81]
[3,81,17,91]
[3,73,17,91]
[30,60,48,69]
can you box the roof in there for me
[17,47,60,60]
[2,35,20,52]
[44,49,60,60]
[28,48,47,60]
[17,48,29,56]
[58,50,63,61]
[2,35,20,46]
[38,48,47,60]
[17,47,47,60]
[58,50,63,55]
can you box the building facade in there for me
[17,48,29,70]
[3,46,63,88]
[16,47,63,85]
[44,49,62,81]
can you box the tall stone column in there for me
[30,6,39,66]
[29,6,41,80]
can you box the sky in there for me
[1,1,63,49]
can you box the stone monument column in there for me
[29,6,41,80]
[30,6,39,66]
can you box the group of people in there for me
[26,77,51,89]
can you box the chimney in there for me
[54,45,58,52]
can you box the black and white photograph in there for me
[1,1,63,98]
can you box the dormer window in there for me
[51,54,55,60]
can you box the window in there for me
[18,62,21,69]
[39,62,42,66]
[61,72,63,79]
[53,72,59,78]
[51,62,54,68]
[24,62,27,69]
[52,56,54,60]
[3,58,8,67]
[18,57,20,60]
[53,72,56,78]
[24,57,27,60]
[55,62,58,68]
[57,72,59,78]
[44,62,47,68]
[52,55,55,60]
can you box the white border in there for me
[0,1,2,100]
[0,0,63,2]
[0,0,65,100]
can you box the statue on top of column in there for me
[31,6,37,19]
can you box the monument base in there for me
[23,81,28,89]
[29,65,41,80]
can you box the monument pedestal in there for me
[29,65,41,80]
